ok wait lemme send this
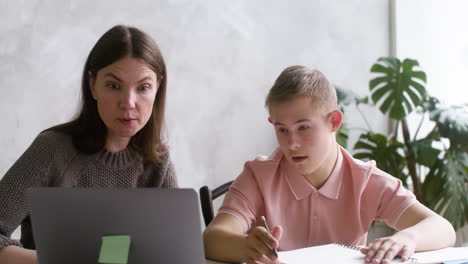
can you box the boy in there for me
[203,66,456,264]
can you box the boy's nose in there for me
[287,134,300,149]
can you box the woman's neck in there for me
[105,136,130,152]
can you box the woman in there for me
[0,25,178,263]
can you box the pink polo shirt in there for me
[218,145,418,251]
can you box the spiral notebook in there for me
[278,244,468,264]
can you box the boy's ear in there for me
[329,110,343,132]
[268,117,273,124]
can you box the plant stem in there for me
[401,119,422,200]
[413,112,425,141]
[356,104,373,132]
[390,121,399,144]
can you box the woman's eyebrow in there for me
[137,76,154,83]
[103,73,122,82]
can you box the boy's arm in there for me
[362,203,456,264]
[394,202,455,251]
[203,213,248,262]
[203,213,280,263]
[0,246,37,264]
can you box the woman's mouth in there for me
[118,118,136,126]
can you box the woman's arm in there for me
[0,246,37,264]
[160,153,178,188]
[0,132,57,260]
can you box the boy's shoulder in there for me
[340,145,378,180]
[247,147,283,165]
[242,148,283,178]
[340,145,401,185]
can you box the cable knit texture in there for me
[0,130,178,249]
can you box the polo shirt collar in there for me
[283,145,344,200]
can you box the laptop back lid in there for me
[28,188,205,264]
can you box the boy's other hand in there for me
[244,225,282,264]
[361,231,416,264]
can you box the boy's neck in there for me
[304,144,339,189]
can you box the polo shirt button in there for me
[312,215,318,221]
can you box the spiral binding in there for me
[334,243,419,263]
[334,243,362,251]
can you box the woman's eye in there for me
[107,83,120,89]
[138,84,151,91]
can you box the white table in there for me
[206,259,228,264]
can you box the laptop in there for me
[27,188,206,264]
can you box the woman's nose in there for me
[119,89,136,109]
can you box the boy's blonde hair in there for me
[265,66,337,113]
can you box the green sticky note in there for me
[98,235,131,264]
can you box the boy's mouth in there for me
[291,156,307,163]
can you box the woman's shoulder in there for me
[144,149,171,169]
[35,129,72,146]
[30,129,76,157]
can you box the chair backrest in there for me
[199,181,233,226]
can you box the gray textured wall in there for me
[0,0,390,190]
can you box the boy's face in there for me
[268,96,340,178]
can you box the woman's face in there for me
[90,56,158,151]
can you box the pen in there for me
[260,216,278,258]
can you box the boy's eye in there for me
[298,125,309,131]
[278,127,288,133]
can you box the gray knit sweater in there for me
[0,130,178,249]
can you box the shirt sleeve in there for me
[218,162,264,233]
[160,155,178,188]
[0,132,54,249]
[366,167,418,229]
[143,151,179,188]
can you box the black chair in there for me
[199,181,233,227]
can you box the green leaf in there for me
[335,86,360,106]
[353,132,408,185]
[369,77,389,91]
[370,64,392,74]
[358,96,369,104]
[410,139,441,168]
[369,57,428,120]
[335,85,369,108]
[424,151,468,229]
[430,104,468,151]
[336,126,349,149]
[412,71,427,83]
[371,84,391,103]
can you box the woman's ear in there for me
[88,71,97,100]
[329,110,343,132]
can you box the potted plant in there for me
[337,56,468,230]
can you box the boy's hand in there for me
[243,225,282,264]
[361,231,416,264]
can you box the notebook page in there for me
[412,247,468,264]
[278,244,415,264]
[278,244,365,264]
